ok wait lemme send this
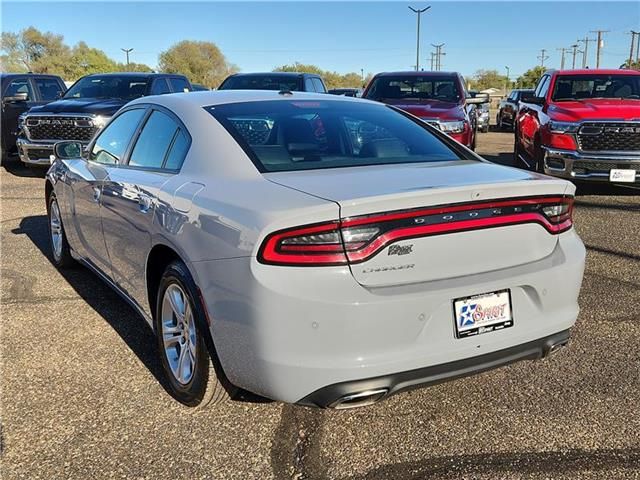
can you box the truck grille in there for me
[25,116,97,142]
[576,161,640,173]
[577,122,640,152]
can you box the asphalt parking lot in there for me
[2,129,639,480]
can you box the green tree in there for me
[467,69,509,91]
[516,66,546,88]
[68,41,117,78]
[159,40,237,88]
[622,59,640,70]
[115,62,153,73]
[0,27,70,73]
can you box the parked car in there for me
[16,72,192,166]
[1,73,66,164]
[497,89,534,130]
[362,71,486,150]
[328,88,362,97]
[218,72,327,93]
[515,69,640,183]
[47,91,585,409]
[191,83,209,91]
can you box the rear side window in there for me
[164,130,190,170]
[207,100,463,173]
[91,109,146,165]
[169,77,191,93]
[129,110,183,169]
[34,78,64,100]
[150,78,171,95]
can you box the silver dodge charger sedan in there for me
[46,90,586,409]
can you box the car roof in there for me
[547,69,639,76]
[129,90,375,109]
[372,71,459,77]
[81,72,184,79]
[227,72,319,78]
[0,72,62,79]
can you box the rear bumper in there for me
[193,230,585,405]
[543,147,640,183]
[299,329,569,408]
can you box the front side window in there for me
[312,78,326,93]
[65,76,149,100]
[207,100,464,173]
[34,78,64,100]
[129,110,182,169]
[364,75,462,103]
[304,78,315,92]
[169,77,191,93]
[551,74,640,101]
[220,75,300,91]
[4,78,33,100]
[90,109,146,165]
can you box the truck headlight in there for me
[548,121,579,134]
[439,120,466,134]
[18,113,27,130]
[91,115,110,129]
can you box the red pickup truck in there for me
[362,71,485,150]
[515,69,640,184]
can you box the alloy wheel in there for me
[161,284,198,385]
[49,199,63,261]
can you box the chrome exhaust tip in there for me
[329,388,389,410]
[547,340,568,356]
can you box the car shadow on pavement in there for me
[2,158,47,178]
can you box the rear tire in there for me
[155,260,230,408]
[47,193,75,268]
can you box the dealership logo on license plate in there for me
[453,290,513,338]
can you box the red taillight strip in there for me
[345,212,572,263]
[341,196,569,228]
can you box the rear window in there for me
[552,74,640,101]
[364,76,462,103]
[206,100,463,172]
[220,75,301,91]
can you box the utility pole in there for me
[537,48,549,67]
[557,47,568,69]
[570,44,579,69]
[121,47,133,67]
[590,30,609,68]
[629,31,640,66]
[430,52,435,70]
[408,6,431,72]
[577,36,596,68]
[431,43,445,70]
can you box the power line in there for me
[590,30,610,68]
[537,48,549,67]
[408,6,431,72]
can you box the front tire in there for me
[155,260,229,408]
[47,193,75,268]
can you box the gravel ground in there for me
[1,130,639,479]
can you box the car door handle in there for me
[92,187,101,203]
[138,194,152,213]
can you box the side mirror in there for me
[521,95,545,106]
[54,141,84,160]
[3,92,28,103]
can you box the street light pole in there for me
[121,48,133,67]
[408,6,431,71]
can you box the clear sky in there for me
[2,1,639,80]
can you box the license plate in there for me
[453,289,513,338]
[610,169,636,183]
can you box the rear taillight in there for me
[258,196,574,266]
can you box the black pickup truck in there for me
[16,72,192,166]
[1,73,66,164]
